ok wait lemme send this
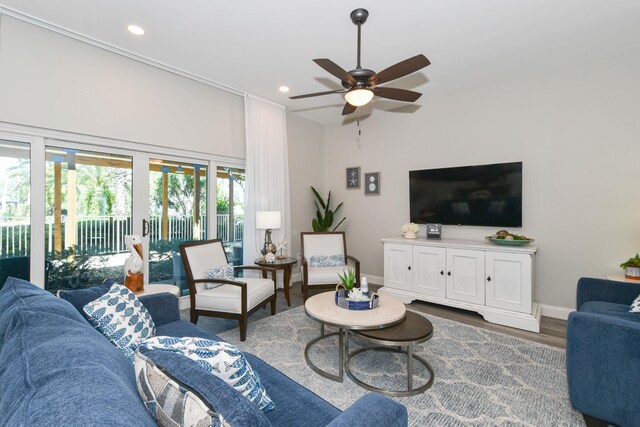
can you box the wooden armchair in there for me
[300,232,360,301]
[179,239,276,341]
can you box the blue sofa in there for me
[0,277,408,426]
[566,277,640,427]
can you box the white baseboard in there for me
[288,272,383,286]
[538,304,574,320]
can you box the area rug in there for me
[218,307,584,427]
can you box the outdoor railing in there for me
[0,214,243,257]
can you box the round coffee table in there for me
[304,291,406,382]
[346,310,434,396]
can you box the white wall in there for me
[0,15,245,158]
[323,51,640,310]
[286,112,325,261]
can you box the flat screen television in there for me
[409,162,522,227]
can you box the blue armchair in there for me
[566,277,640,427]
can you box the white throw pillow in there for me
[83,283,156,361]
[204,262,235,289]
[630,294,640,313]
[137,336,274,412]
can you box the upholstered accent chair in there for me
[300,232,360,301]
[566,277,640,427]
[180,239,276,341]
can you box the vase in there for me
[625,267,640,280]
[403,231,417,239]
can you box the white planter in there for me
[402,231,417,239]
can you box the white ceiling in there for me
[2,0,640,124]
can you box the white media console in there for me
[379,237,540,332]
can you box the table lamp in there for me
[256,211,281,256]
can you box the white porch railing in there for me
[0,214,243,257]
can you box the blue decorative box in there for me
[335,289,380,310]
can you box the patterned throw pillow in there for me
[309,254,345,267]
[83,283,156,361]
[137,336,275,412]
[630,294,640,313]
[204,263,235,290]
[134,349,230,427]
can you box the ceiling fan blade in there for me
[369,54,430,85]
[313,59,356,85]
[372,87,423,102]
[342,102,357,116]
[289,89,347,100]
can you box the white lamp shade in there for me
[256,211,281,229]
[345,88,374,107]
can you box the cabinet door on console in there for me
[485,252,532,313]
[384,244,413,291]
[413,246,446,298]
[445,248,485,305]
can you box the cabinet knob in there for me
[440,270,444,276]
[447,271,451,276]
[408,266,411,271]
[487,276,492,282]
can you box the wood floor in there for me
[186,281,568,349]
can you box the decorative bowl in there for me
[335,289,380,310]
[485,236,534,246]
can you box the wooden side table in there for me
[135,284,181,298]
[254,256,298,306]
[607,275,640,284]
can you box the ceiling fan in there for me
[290,8,430,116]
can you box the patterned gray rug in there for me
[218,307,584,427]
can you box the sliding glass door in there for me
[0,140,31,288]
[44,145,133,293]
[0,128,243,294]
[147,157,208,295]
[216,166,245,265]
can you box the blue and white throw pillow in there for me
[137,336,275,412]
[83,283,156,361]
[134,349,230,427]
[630,294,640,313]
[309,254,345,268]
[204,263,235,290]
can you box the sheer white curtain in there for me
[243,95,291,288]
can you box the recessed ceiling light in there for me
[127,25,145,35]
[279,86,290,93]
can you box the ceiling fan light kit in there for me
[290,8,430,116]
[345,88,374,107]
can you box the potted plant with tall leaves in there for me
[311,186,346,232]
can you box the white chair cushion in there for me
[183,242,228,280]
[195,277,274,314]
[302,234,345,257]
[306,265,348,285]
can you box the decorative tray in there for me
[335,289,380,310]
[485,236,534,246]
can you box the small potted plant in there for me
[401,222,420,239]
[335,268,379,309]
[620,253,640,280]
[337,268,356,291]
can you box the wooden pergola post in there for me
[53,161,62,253]
[193,165,201,240]
[228,172,235,242]
[65,152,77,250]
[162,168,169,241]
